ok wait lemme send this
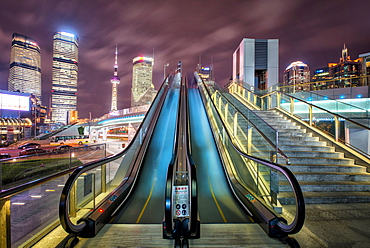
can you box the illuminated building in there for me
[312,44,362,88]
[233,38,278,90]
[51,31,79,124]
[110,46,120,111]
[283,61,310,91]
[0,90,34,141]
[8,33,42,101]
[332,44,361,79]
[196,64,214,86]
[131,56,157,107]
[359,52,370,86]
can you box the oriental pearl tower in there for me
[110,45,120,111]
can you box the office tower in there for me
[111,46,120,111]
[131,56,156,107]
[283,61,310,91]
[233,38,278,90]
[51,31,78,124]
[8,33,42,101]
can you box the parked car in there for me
[19,148,47,156]
[18,142,41,150]
[53,144,72,153]
[0,153,10,159]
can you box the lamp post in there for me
[164,63,169,79]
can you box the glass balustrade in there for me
[199,82,302,229]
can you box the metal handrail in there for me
[233,82,370,131]
[197,73,305,235]
[59,75,172,236]
[212,89,290,164]
[277,90,370,131]
[233,82,370,159]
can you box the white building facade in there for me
[233,38,278,90]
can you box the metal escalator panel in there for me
[59,74,178,237]
[164,77,199,240]
[195,72,305,237]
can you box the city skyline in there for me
[1,0,370,119]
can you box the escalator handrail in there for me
[185,79,198,236]
[60,75,172,235]
[164,76,183,237]
[196,73,305,235]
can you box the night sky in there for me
[1,0,370,119]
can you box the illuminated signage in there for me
[0,93,29,111]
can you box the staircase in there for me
[253,109,370,204]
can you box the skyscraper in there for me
[283,61,310,91]
[51,31,78,124]
[110,46,120,111]
[8,33,42,101]
[233,38,279,90]
[131,56,156,107]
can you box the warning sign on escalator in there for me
[173,186,189,218]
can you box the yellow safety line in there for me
[136,179,155,223]
[209,179,227,223]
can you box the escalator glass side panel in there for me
[188,89,251,223]
[196,76,304,236]
[112,87,181,224]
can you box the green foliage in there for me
[1,157,83,188]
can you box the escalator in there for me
[58,72,304,247]
[188,88,252,223]
[59,73,182,238]
[111,78,180,224]
[191,72,305,242]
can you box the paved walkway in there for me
[290,203,370,248]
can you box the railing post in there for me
[334,115,340,141]
[0,198,11,248]
[224,103,228,124]
[247,127,253,154]
[290,97,294,115]
[277,92,281,108]
[309,105,313,126]
[101,164,107,193]
[233,112,238,136]
[0,162,2,191]
[69,183,77,218]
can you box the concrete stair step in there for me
[255,151,345,160]
[286,157,354,165]
[276,145,335,152]
[252,136,320,142]
[286,164,366,173]
[278,151,345,158]
[279,180,370,192]
[278,191,370,204]
[282,172,370,182]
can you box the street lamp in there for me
[164,63,169,79]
